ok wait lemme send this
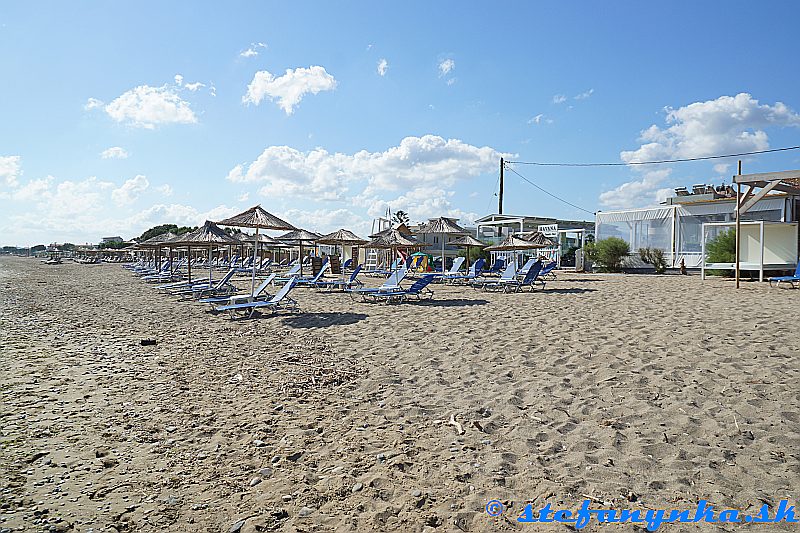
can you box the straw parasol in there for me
[217,205,296,300]
[365,228,428,270]
[137,231,177,271]
[277,229,321,277]
[419,217,468,272]
[485,235,548,269]
[317,228,368,279]
[448,234,486,270]
[517,231,557,247]
[170,221,240,283]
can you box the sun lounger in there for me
[432,257,465,279]
[314,264,363,291]
[540,260,557,280]
[499,260,546,292]
[169,268,238,297]
[199,273,277,305]
[444,258,486,284]
[471,261,516,289]
[768,263,800,288]
[366,274,436,303]
[294,262,331,286]
[347,265,408,300]
[215,277,300,318]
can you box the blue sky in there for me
[2,1,799,246]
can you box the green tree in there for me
[138,224,194,241]
[392,210,410,226]
[31,244,46,252]
[705,228,736,276]
[593,237,630,272]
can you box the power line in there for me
[504,166,596,215]
[506,145,800,167]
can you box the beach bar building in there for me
[595,180,800,271]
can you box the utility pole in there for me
[498,157,504,214]
[735,159,742,288]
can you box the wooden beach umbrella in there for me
[517,231,557,248]
[138,231,177,271]
[365,228,428,270]
[419,217,468,272]
[485,235,547,269]
[317,228,368,281]
[217,205,296,300]
[277,229,321,277]
[170,221,240,283]
[449,234,486,270]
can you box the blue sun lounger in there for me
[294,261,331,287]
[443,258,485,284]
[347,265,408,300]
[215,277,299,318]
[484,258,506,275]
[170,268,238,297]
[314,264,363,291]
[768,263,800,288]
[432,257,465,278]
[540,260,557,280]
[366,274,436,303]
[498,260,545,292]
[471,261,517,289]
[199,273,277,305]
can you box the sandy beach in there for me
[1,256,798,532]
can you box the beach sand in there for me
[1,256,798,532]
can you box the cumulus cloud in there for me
[279,207,371,236]
[104,84,198,128]
[438,59,455,77]
[377,58,388,76]
[598,169,674,209]
[0,155,21,187]
[359,186,480,227]
[553,94,567,104]
[100,147,129,159]
[240,42,267,58]
[621,93,800,163]
[227,135,506,200]
[713,163,731,175]
[184,82,205,92]
[156,184,173,197]
[242,66,337,114]
[174,74,184,86]
[84,97,104,110]
[111,175,149,206]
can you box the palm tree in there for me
[393,210,410,226]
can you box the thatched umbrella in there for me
[217,205,296,300]
[517,231,558,247]
[419,217,468,272]
[170,221,240,283]
[138,231,177,271]
[365,229,428,271]
[449,234,486,270]
[317,228,368,281]
[485,235,547,269]
[277,229,321,277]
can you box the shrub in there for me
[638,247,668,274]
[593,237,630,272]
[705,228,736,276]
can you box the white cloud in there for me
[377,58,388,76]
[598,169,674,209]
[0,155,21,187]
[174,74,184,86]
[240,42,266,58]
[237,192,249,202]
[100,146,129,159]
[446,78,457,86]
[438,59,455,77]
[84,97,104,110]
[359,186,480,227]
[574,89,594,100]
[156,184,173,197]
[713,163,731,175]
[242,66,337,114]
[528,114,552,125]
[227,135,507,200]
[553,94,567,104]
[279,207,371,236]
[621,93,800,163]
[111,175,149,206]
[184,82,205,92]
[104,83,198,128]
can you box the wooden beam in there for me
[739,180,781,214]
[734,169,800,184]
[739,185,755,211]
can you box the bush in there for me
[705,228,736,276]
[593,237,630,272]
[639,247,668,274]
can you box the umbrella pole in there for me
[299,242,304,277]
[441,235,445,272]
[251,228,258,299]
[188,245,191,280]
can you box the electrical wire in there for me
[505,145,800,167]
[504,166,596,215]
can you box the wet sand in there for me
[1,256,798,532]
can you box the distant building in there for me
[101,236,124,244]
